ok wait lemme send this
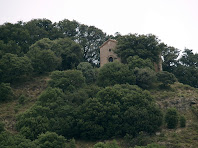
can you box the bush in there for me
[93,140,120,148]
[165,108,179,129]
[97,61,135,87]
[134,143,166,148]
[127,56,154,70]
[48,70,85,92]
[157,71,177,88]
[0,83,14,102]
[78,84,163,140]
[180,115,186,128]
[18,94,27,105]
[0,53,33,82]
[134,67,157,89]
[34,132,66,148]
[27,49,61,73]
[0,122,5,133]
[77,62,97,84]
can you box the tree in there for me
[53,38,83,70]
[0,83,14,102]
[165,108,179,129]
[24,19,55,45]
[28,38,83,71]
[161,45,180,72]
[0,22,31,54]
[76,24,107,64]
[93,140,120,148]
[127,56,154,70]
[27,49,61,73]
[116,34,162,64]
[134,67,157,89]
[78,84,163,140]
[0,53,33,82]
[48,70,85,92]
[179,48,198,67]
[157,71,177,87]
[97,61,136,87]
[77,62,97,84]
[57,19,79,38]
[34,132,66,148]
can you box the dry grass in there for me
[0,74,50,133]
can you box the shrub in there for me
[18,95,27,105]
[134,67,157,89]
[34,132,66,148]
[93,140,120,148]
[180,115,186,128]
[0,53,33,83]
[157,71,177,88]
[165,108,179,129]
[134,143,166,148]
[97,61,135,87]
[78,84,163,140]
[77,62,97,84]
[0,121,5,133]
[48,70,85,92]
[0,83,14,102]
[127,56,154,70]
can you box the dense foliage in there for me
[0,83,14,102]
[165,108,179,129]
[1,18,198,147]
[0,53,33,82]
[48,70,85,92]
[16,84,163,141]
[115,34,162,63]
[97,61,136,87]
[156,71,177,87]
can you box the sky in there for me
[0,0,198,53]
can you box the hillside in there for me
[1,74,198,148]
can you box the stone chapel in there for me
[99,39,162,72]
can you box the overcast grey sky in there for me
[0,0,198,53]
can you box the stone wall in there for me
[100,39,121,67]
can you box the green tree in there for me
[0,22,31,54]
[0,53,33,82]
[25,19,55,45]
[161,45,180,72]
[57,19,79,38]
[76,24,107,64]
[28,38,83,71]
[78,84,163,140]
[0,83,14,102]
[93,140,120,148]
[127,56,154,70]
[116,34,162,64]
[97,61,135,87]
[77,62,97,84]
[48,70,85,92]
[165,108,179,129]
[54,38,83,70]
[179,48,198,67]
[27,49,61,73]
[157,71,177,88]
[34,132,66,148]
[134,67,157,89]
[134,143,165,148]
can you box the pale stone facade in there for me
[99,39,121,67]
